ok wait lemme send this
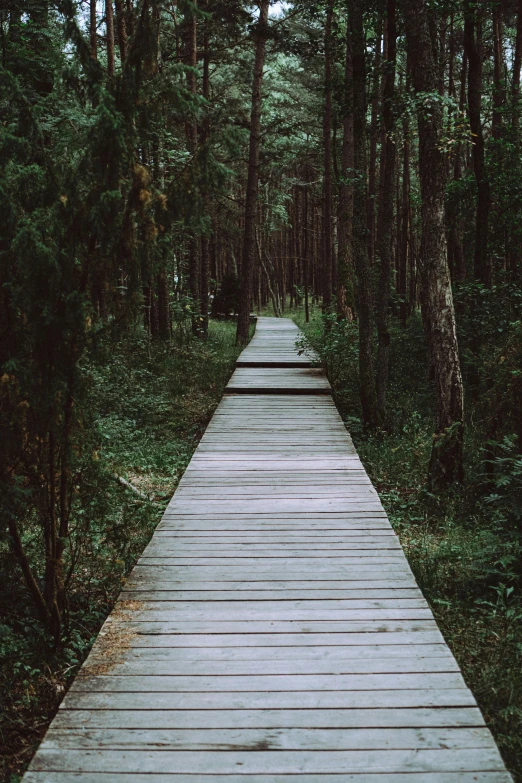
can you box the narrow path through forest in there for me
[23,318,511,781]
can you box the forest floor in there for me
[292,305,522,782]
[0,319,243,783]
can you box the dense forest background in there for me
[1,0,522,779]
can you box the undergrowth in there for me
[0,319,241,783]
[295,306,522,781]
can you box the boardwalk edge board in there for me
[23,317,513,781]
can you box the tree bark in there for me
[322,0,334,311]
[184,2,201,334]
[303,185,310,322]
[513,0,522,131]
[158,268,170,339]
[114,0,128,64]
[367,25,382,271]
[90,0,97,59]
[236,0,270,345]
[349,0,379,427]
[398,110,411,325]
[492,2,504,142]
[375,0,396,423]
[106,0,115,77]
[405,0,465,489]
[463,0,491,285]
[199,0,211,337]
[337,6,355,322]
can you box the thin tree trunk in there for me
[322,0,334,311]
[449,52,467,285]
[405,0,465,490]
[106,0,115,77]
[114,0,127,63]
[375,0,396,423]
[367,25,382,271]
[158,269,170,339]
[337,7,355,322]
[303,185,310,322]
[398,114,410,325]
[492,2,503,142]
[463,0,491,285]
[512,0,522,131]
[199,0,210,337]
[349,0,379,427]
[184,2,200,334]
[236,0,270,344]
[257,232,280,316]
[90,0,97,59]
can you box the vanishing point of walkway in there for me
[24,317,512,781]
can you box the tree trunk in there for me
[199,0,210,337]
[512,0,522,131]
[114,0,127,64]
[337,9,355,322]
[367,25,382,271]
[463,0,491,285]
[492,2,503,142]
[398,112,411,326]
[158,268,170,339]
[349,0,379,427]
[106,0,115,77]
[448,52,467,285]
[375,0,396,423]
[236,0,270,345]
[322,0,334,312]
[184,2,201,334]
[303,185,310,322]
[90,0,97,59]
[405,0,465,490]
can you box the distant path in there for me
[24,317,512,781]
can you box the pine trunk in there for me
[375,0,396,423]
[322,0,334,311]
[463,0,491,285]
[236,0,270,345]
[349,0,379,427]
[405,0,465,490]
[337,12,355,322]
[106,0,115,77]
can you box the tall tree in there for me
[349,0,379,426]
[337,4,355,322]
[106,0,115,76]
[236,0,270,345]
[463,0,491,285]
[322,0,334,311]
[404,0,465,489]
[375,0,396,422]
[90,0,97,59]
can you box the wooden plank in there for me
[80,658,460,676]
[40,727,496,751]
[23,773,516,783]
[24,748,507,774]
[50,706,485,730]
[122,580,418,591]
[122,631,447,647]
[59,689,477,710]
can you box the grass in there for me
[0,318,242,783]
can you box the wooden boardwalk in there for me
[24,317,512,782]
